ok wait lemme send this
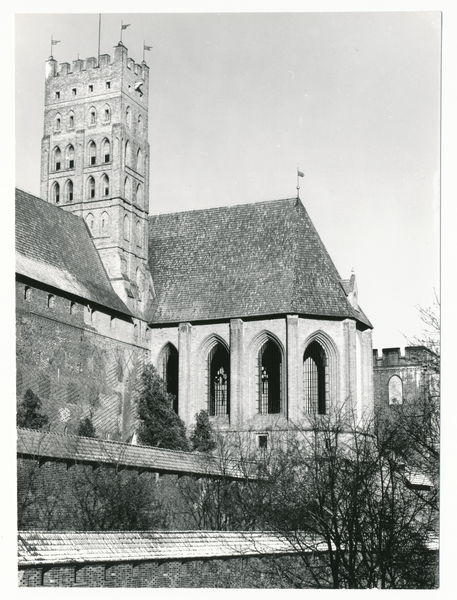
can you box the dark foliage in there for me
[191,410,217,452]
[17,388,49,430]
[137,364,189,451]
[78,416,96,438]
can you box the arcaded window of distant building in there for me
[304,340,327,415]
[389,375,403,405]
[258,338,282,414]
[208,343,230,416]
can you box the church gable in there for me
[148,197,371,327]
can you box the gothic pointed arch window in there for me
[137,147,142,172]
[54,147,61,171]
[258,338,282,414]
[68,111,75,129]
[136,220,142,247]
[136,183,143,208]
[90,107,96,125]
[87,176,95,199]
[124,177,131,201]
[88,141,96,165]
[66,145,75,169]
[103,139,110,163]
[208,343,230,416]
[104,104,111,122]
[65,179,73,203]
[123,214,130,241]
[388,375,403,406]
[86,213,95,232]
[101,211,110,236]
[52,181,60,204]
[55,114,61,131]
[160,343,179,414]
[102,174,109,196]
[124,141,131,167]
[304,340,327,415]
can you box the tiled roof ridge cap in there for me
[149,196,299,218]
[16,427,208,459]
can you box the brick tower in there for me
[40,43,155,319]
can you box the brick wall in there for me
[16,277,150,441]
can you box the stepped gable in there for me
[148,197,372,327]
[15,189,132,317]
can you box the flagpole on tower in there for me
[297,166,304,199]
[50,35,61,58]
[120,20,130,44]
[98,14,101,66]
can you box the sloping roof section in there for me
[17,428,253,480]
[15,189,132,317]
[149,198,372,327]
[18,531,302,565]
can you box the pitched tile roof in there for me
[149,198,372,327]
[17,531,302,565]
[15,189,132,317]
[17,428,253,480]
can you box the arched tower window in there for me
[136,183,143,208]
[65,179,73,203]
[86,213,94,232]
[68,112,74,129]
[124,177,131,201]
[103,139,110,163]
[104,104,111,122]
[102,174,109,196]
[208,343,230,416]
[160,343,179,414]
[101,211,110,235]
[52,181,60,204]
[136,220,142,247]
[304,341,327,415]
[54,147,61,171]
[258,339,282,414]
[137,148,142,171]
[90,107,96,124]
[55,114,61,131]
[389,375,403,405]
[88,141,96,165]
[124,141,131,167]
[123,214,130,241]
[66,145,74,169]
[87,176,95,199]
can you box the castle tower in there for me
[40,43,155,318]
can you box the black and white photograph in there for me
[13,7,444,590]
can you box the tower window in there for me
[47,294,55,308]
[65,180,73,203]
[103,139,110,163]
[72,88,76,95]
[136,220,141,247]
[87,177,95,199]
[161,343,179,413]
[258,339,282,414]
[105,109,110,121]
[304,341,327,415]
[56,117,61,131]
[24,287,32,301]
[123,214,130,240]
[89,85,93,92]
[54,147,61,170]
[90,109,96,124]
[102,175,109,197]
[66,144,75,169]
[52,182,60,204]
[106,81,111,89]
[86,212,95,231]
[69,114,74,129]
[101,211,110,234]
[88,141,96,165]
[389,375,403,406]
[55,91,60,99]
[208,343,230,416]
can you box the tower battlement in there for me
[372,346,432,368]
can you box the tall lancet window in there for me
[258,339,282,414]
[304,341,327,415]
[208,344,230,416]
[161,343,179,414]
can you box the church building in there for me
[16,43,374,446]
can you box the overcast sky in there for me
[15,11,441,351]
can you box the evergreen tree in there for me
[191,410,217,452]
[17,388,49,430]
[78,416,96,438]
[137,364,189,451]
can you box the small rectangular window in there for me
[56,162,61,171]
[89,85,93,92]
[69,192,73,202]
[258,435,268,449]
[72,88,76,95]
[104,154,110,163]
[90,189,95,198]
[104,187,109,196]
[91,156,96,166]
[106,81,111,89]
[55,91,60,99]
[69,159,74,169]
